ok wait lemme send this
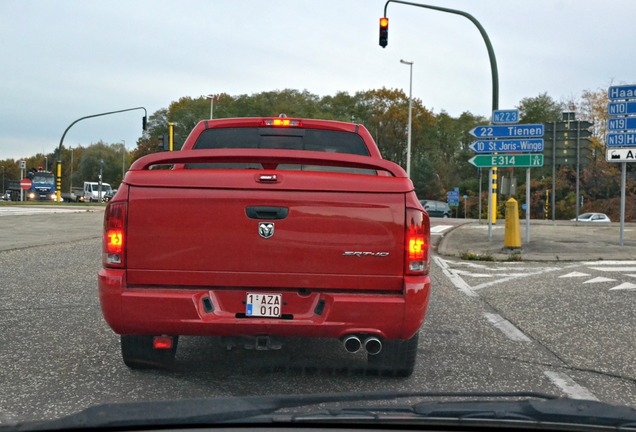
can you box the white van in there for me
[83,181,112,202]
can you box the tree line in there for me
[1,88,633,221]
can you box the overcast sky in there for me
[1,0,634,160]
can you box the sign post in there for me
[468,115,544,243]
[606,84,636,246]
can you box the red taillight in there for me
[405,209,430,275]
[153,336,173,350]
[103,202,127,268]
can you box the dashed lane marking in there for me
[544,371,599,401]
[483,313,531,342]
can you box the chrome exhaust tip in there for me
[364,337,382,355]
[343,335,362,353]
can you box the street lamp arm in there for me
[383,0,498,111]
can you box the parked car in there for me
[570,212,611,222]
[102,189,117,203]
[420,200,452,218]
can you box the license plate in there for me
[246,293,282,317]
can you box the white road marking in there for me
[559,271,590,278]
[452,261,526,271]
[582,261,636,265]
[544,371,599,401]
[472,266,562,291]
[609,282,636,291]
[583,277,616,284]
[588,267,636,272]
[431,225,453,234]
[483,313,531,342]
[433,256,478,297]
[0,206,91,216]
[453,270,494,278]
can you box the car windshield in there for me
[2,1,636,431]
[31,174,54,185]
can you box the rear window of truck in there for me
[188,127,376,174]
[193,127,370,155]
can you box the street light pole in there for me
[121,139,126,181]
[206,94,214,119]
[400,59,413,178]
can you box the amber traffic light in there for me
[379,17,388,48]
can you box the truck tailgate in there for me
[124,170,408,292]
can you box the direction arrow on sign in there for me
[606,132,636,147]
[468,154,544,168]
[608,117,636,131]
[469,124,544,139]
[20,178,32,190]
[606,147,636,163]
[608,101,636,116]
[469,138,544,153]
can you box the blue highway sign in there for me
[469,124,544,139]
[608,117,636,131]
[469,138,544,153]
[491,109,519,124]
[608,85,636,100]
[608,101,636,116]
[606,132,636,147]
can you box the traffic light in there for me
[158,135,169,151]
[379,17,388,48]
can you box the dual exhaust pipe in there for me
[342,335,382,355]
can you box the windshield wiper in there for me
[3,391,636,431]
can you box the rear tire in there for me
[367,332,419,377]
[120,335,178,369]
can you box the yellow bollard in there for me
[504,197,521,249]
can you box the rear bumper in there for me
[98,269,431,340]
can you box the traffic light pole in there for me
[55,107,147,203]
[383,0,499,112]
[382,1,499,235]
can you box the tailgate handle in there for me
[245,206,289,220]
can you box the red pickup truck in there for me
[99,116,431,376]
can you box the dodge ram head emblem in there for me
[258,222,275,239]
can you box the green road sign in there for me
[468,154,544,168]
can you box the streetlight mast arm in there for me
[383,0,499,111]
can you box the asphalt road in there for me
[0,209,635,424]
